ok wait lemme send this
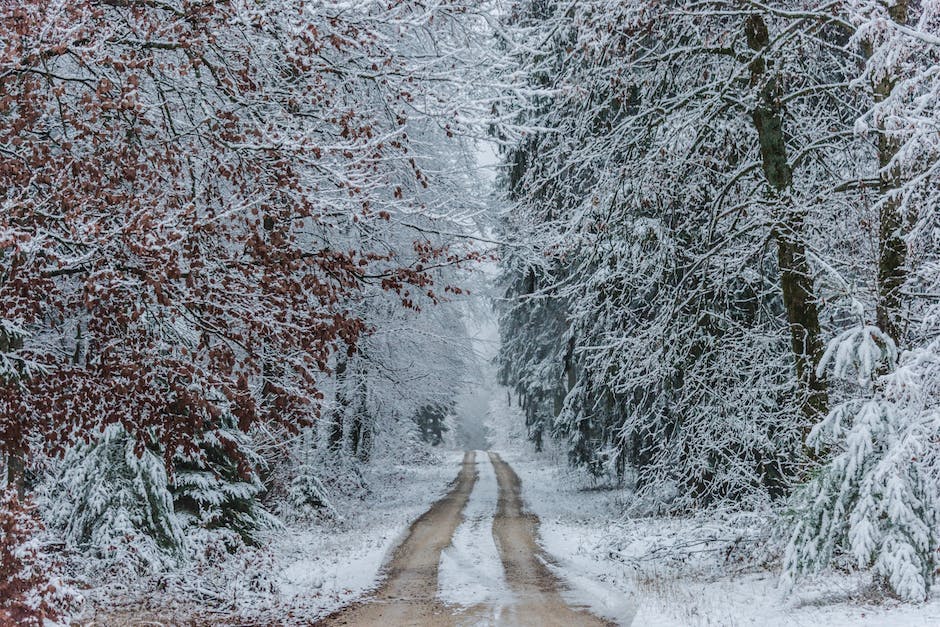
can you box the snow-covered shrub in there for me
[172,420,279,548]
[783,326,940,601]
[43,425,184,575]
[42,410,281,573]
[284,465,337,521]
[0,488,75,625]
[414,403,452,446]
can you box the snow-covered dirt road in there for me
[323,451,614,626]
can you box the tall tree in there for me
[745,13,828,436]
[0,0,480,477]
[495,0,872,508]
[0,0,490,579]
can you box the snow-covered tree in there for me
[43,426,183,574]
[784,326,939,601]
[494,0,874,508]
[172,415,277,549]
[0,0,485,470]
[0,488,74,624]
[0,0,492,578]
[785,1,940,600]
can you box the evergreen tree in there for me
[414,403,451,447]
[43,426,183,574]
[172,415,278,549]
[784,327,940,601]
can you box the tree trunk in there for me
[564,336,577,393]
[357,420,373,462]
[5,452,24,498]
[746,14,828,443]
[873,0,910,346]
[328,355,348,450]
[350,380,371,461]
[554,338,576,418]
[0,324,25,496]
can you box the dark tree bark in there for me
[328,355,348,450]
[0,326,25,497]
[873,0,911,346]
[746,14,828,443]
[350,381,371,461]
[4,454,24,498]
[554,336,577,418]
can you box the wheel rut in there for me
[322,450,614,626]
[488,451,612,627]
[322,451,478,626]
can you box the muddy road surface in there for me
[323,451,613,626]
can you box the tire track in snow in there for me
[325,450,615,626]
[489,451,614,627]
[437,449,512,621]
[323,451,478,626]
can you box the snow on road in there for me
[485,388,637,626]
[323,449,615,625]
[437,450,512,614]
[277,450,466,621]
[495,450,637,626]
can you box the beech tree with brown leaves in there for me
[0,488,74,625]
[0,0,479,476]
[0,0,491,607]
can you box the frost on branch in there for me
[815,326,897,387]
[784,327,939,601]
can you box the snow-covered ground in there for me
[485,384,940,627]
[275,449,466,620]
[437,450,512,614]
[72,382,940,626]
[72,449,464,624]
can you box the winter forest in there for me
[2,0,940,625]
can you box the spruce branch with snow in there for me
[784,326,940,601]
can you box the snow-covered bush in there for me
[284,465,337,521]
[0,488,75,625]
[173,420,279,548]
[43,425,184,575]
[783,326,940,601]
[44,417,282,574]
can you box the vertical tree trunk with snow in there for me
[329,356,348,451]
[0,325,24,497]
[746,14,828,440]
[873,0,910,346]
[349,380,371,461]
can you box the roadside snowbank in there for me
[72,448,464,624]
